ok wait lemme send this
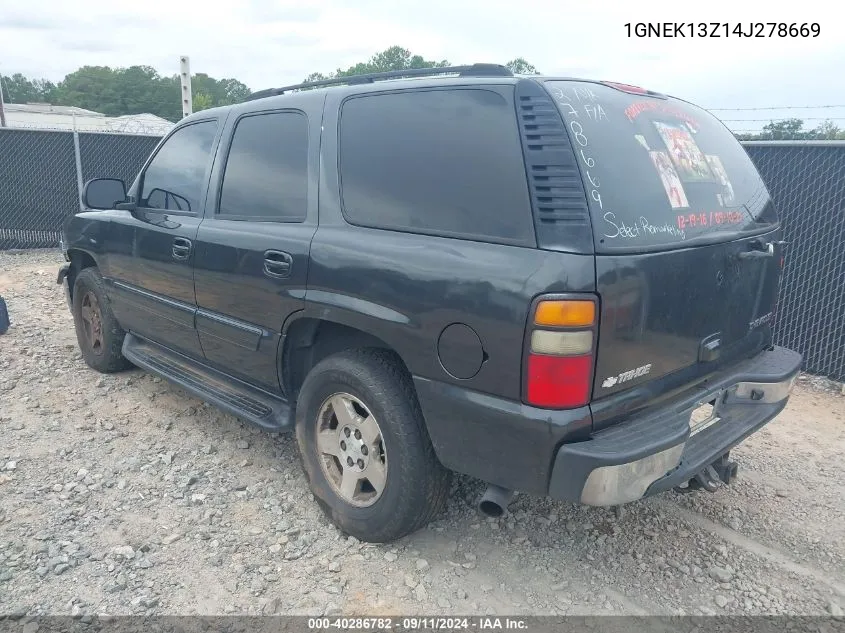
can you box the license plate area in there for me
[689,392,724,436]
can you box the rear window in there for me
[546,80,778,251]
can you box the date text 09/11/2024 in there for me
[625,22,821,38]
[307,617,528,630]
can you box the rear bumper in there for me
[548,345,802,505]
[414,376,593,495]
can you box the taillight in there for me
[524,296,598,409]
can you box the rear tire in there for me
[72,268,132,373]
[295,348,451,543]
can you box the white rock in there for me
[112,545,135,560]
[708,566,733,583]
[413,584,428,602]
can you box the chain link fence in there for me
[0,128,161,250]
[0,129,80,249]
[77,132,161,187]
[0,129,842,380]
[744,142,845,381]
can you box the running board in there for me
[122,333,292,431]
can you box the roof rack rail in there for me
[245,63,513,101]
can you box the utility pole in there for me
[0,73,7,127]
[180,56,192,119]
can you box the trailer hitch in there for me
[674,453,738,494]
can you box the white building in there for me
[3,103,174,135]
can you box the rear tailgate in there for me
[544,80,782,405]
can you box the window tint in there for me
[219,111,308,221]
[339,89,534,244]
[140,121,217,212]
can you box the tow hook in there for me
[674,453,739,494]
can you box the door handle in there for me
[263,250,293,278]
[172,237,192,260]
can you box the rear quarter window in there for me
[545,81,778,252]
[338,87,535,246]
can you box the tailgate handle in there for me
[738,239,786,260]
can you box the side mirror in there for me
[82,178,127,210]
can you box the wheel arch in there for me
[66,249,98,302]
[281,316,413,401]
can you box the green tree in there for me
[9,65,252,121]
[505,57,539,74]
[216,78,251,104]
[114,66,169,118]
[759,118,806,140]
[192,91,214,112]
[302,47,537,84]
[191,74,251,107]
[345,46,449,75]
[53,66,120,114]
[304,46,450,82]
[734,118,845,141]
[734,118,845,142]
[810,119,843,140]
[0,73,56,103]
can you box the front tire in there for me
[72,268,132,373]
[295,349,451,542]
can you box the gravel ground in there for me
[1,249,844,618]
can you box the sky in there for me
[1,0,843,131]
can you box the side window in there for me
[139,120,217,213]
[339,88,534,244]
[218,111,308,221]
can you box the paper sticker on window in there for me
[650,151,689,209]
[705,155,735,206]
[653,121,713,182]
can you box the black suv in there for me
[58,64,802,542]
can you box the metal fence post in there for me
[180,56,193,119]
[72,129,85,212]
